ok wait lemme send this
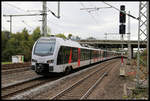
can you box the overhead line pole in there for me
[3,1,60,36]
[3,2,47,36]
[3,13,42,34]
[127,11,131,65]
[10,16,12,34]
[58,1,60,18]
[9,15,12,34]
[42,1,47,36]
[137,1,148,88]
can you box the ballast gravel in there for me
[9,59,119,100]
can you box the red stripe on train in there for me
[78,48,80,66]
[68,48,72,64]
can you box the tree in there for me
[86,37,96,40]
[2,37,17,61]
[22,28,29,41]
[2,31,8,51]
[31,27,41,41]
[1,26,52,62]
[56,33,67,39]
[68,34,72,39]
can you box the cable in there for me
[102,1,139,20]
[47,7,59,19]
[5,3,42,21]
[5,3,28,13]
[80,2,99,24]
[80,2,99,25]
[22,20,34,30]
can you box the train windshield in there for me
[34,41,56,56]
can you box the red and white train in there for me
[31,36,121,75]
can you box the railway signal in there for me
[119,24,126,34]
[119,5,126,34]
[119,5,126,76]
[119,5,126,23]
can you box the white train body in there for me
[31,36,121,75]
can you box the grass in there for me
[2,62,12,65]
[132,87,148,99]
[125,57,148,99]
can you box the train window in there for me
[57,47,61,65]
[57,46,80,65]
[80,48,86,61]
[99,50,101,58]
[81,49,89,61]
[87,49,90,60]
[64,47,70,64]
[80,49,83,61]
[57,46,70,65]
[57,46,64,65]
[103,51,105,57]
[34,41,55,56]
[72,48,78,62]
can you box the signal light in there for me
[120,11,126,23]
[119,5,126,23]
[119,24,126,34]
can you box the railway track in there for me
[2,62,31,70]
[2,59,120,100]
[2,67,31,75]
[49,59,120,100]
[1,74,63,99]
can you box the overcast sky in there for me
[2,1,140,40]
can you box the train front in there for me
[31,37,56,75]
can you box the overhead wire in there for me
[80,2,99,25]
[102,1,139,20]
[46,6,60,19]
[22,20,35,32]
[4,3,43,33]
[46,6,62,33]
[5,3,29,13]
[88,3,102,17]
[5,3,42,19]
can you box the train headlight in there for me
[32,59,37,62]
[47,60,54,64]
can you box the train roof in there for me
[37,37,122,53]
[38,37,99,50]
[38,36,82,48]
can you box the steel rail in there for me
[2,64,31,70]
[1,76,44,98]
[80,72,107,99]
[2,67,31,75]
[2,73,64,99]
[80,62,121,99]
[49,59,118,100]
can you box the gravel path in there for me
[86,58,137,99]
[2,69,38,87]
[51,60,119,100]
[87,59,125,99]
